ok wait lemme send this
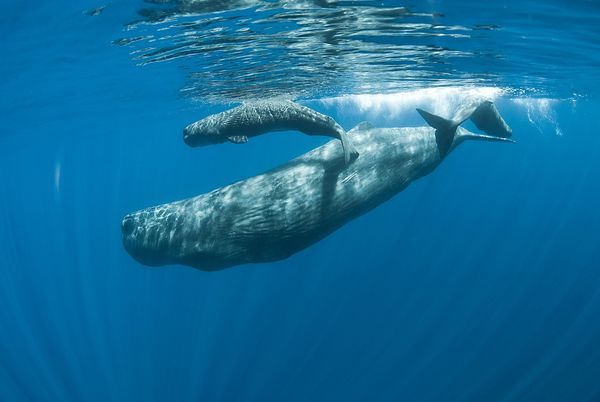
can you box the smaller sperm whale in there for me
[183,100,359,163]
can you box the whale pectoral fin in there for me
[228,136,248,144]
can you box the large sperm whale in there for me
[183,100,359,164]
[122,101,512,271]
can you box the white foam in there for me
[512,98,563,136]
[311,86,568,136]
[316,87,504,120]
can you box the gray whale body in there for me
[183,100,359,163]
[122,106,512,271]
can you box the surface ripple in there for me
[113,0,600,102]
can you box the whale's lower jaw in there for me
[122,205,385,271]
[121,127,443,271]
[121,192,368,271]
[121,216,337,271]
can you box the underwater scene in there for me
[1,0,600,401]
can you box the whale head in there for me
[183,116,225,147]
[121,208,175,267]
[121,205,234,271]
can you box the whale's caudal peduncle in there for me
[182,100,359,164]
[123,102,513,271]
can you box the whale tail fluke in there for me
[453,99,513,138]
[340,131,360,164]
[416,108,459,157]
[417,102,514,157]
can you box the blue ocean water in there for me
[1,1,600,401]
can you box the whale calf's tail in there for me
[339,127,360,164]
[417,100,514,157]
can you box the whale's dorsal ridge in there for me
[349,121,374,134]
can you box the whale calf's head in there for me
[183,116,225,147]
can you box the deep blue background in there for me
[1,1,600,401]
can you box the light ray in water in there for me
[54,161,61,195]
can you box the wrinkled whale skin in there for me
[123,125,467,271]
[184,100,345,145]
